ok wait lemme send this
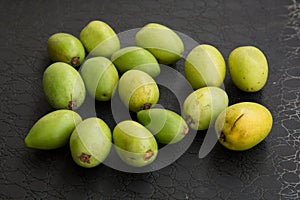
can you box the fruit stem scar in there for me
[144,150,154,161]
[185,115,195,126]
[231,113,244,131]
[219,132,226,142]
[70,57,80,67]
[141,103,152,110]
[78,153,91,164]
[67,100,77,110]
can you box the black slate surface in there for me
[0,0,299,199]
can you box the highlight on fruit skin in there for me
[228,46,268,92]
[135,23,184,65]
[113,120,158,167]
[214,102,273,151]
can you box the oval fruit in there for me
[47,33,85,67]
[118,70,159,112]
[80,57,119,101]
[184,44,226,89]
[80,20,120,57]
[111,46,160,77]
[215,102,273,151]
[113,120,158,167]
[228,46,268,92]
[183,87,229,130]
[135,23,184,65]
[43,62,86,110]
[24,110,82,150]
[137,108,189,144]
[70,117,112,168]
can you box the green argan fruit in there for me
[183,87,228,130]
[80,20,120,57]
[70,117,112,168]
[24,110,82,150]
[135,23,184,65]
[111,46,160,77]
[43,62,86,110]
[215,102,273,151]
[80,57,119,101]
[118,70,159,112]
[113,120,158,167]
[47,33,86,67]
[228,46,268,92]
[184,44,226,89]
[137,108,189,144]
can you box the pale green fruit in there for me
[118,70,159,112]
[184,44,226,89]
[135,23,184,65]
[80,20,120,57]
[43,62,86,110]
[183,87,228,130]
[111,46,160,77]
[228,46,268,92]
[24,110,82,150]
[113,120,158,167]
[47,33,85,67]
[137,108,189,144]
[80,57,119,101]
[215,102,273,151]
[70,117,112,168]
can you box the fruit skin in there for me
[215,102,273,151]
[113,120,158,167]
[80,57,119,101]
[24,110,82,150]
[184,44,226,89]
[118,70,159,112]
[111,46,160,77]
[43,62,86,110]
[80,20,120,57]
[135,23,184,65]
[183,87,229,130]
[228,46,268,92]
[47,33,86,67]
[137,108,189,144]
[70,117,112,168]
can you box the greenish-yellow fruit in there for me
[113,120,158,167]
[137,108,189,144]
[80,57,119,101]
[80,20,120,57]
[118,70,159,112]
[228,46,268,92]
[184,44,226,89]
[215,102,273,151]
[24,110,82,150]
[70,117,112,168]
[111,46,160,77]
[43,62,86,110]
[183,87,228,130]
[135,23,184,65]
[47,33,86,67]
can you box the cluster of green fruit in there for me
[24,20,273,169]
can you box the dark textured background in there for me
[1,0,299,199]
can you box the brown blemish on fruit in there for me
[144,150,154,161]
[141,103,152,110]
[67,100,77,110]
[70,57,80,67]
[231,113,244,131]
[183,126,189,135]
[219,132,226,142]
[185,115,195,126]
[78,153,91,164]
